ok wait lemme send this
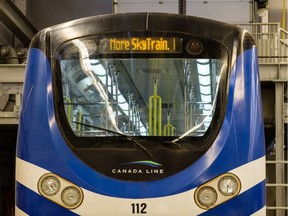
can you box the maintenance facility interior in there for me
[0,0,287,215]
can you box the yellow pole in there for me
[149,97,152,135]
[148,80,162,136]
[153,84,157,135]
[164,113,174,136]
[77,110,83,132]
[66,97,72,123]
[282,0,286,31]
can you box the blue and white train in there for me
[16,13,266,215]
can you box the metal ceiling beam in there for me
[0,0,38,47]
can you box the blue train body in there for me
[16,13,265,215]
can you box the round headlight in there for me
[40,175,61,196]
[61,186,83,208]
[218,174,240,196]
[196,186,217,208]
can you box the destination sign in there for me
[99,37,182,53]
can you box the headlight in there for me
[196,186,217,208]
[218,174,240,196]
[194,172,241,210]
[38,173,84,209]
[61,186,83,208]
[39,174,61,196]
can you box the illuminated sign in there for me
[99,37,182,53]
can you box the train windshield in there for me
[56,35,228,141]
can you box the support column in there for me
[275,81,285,216]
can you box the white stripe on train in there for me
[16,156,265,216]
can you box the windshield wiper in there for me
[163,140,181,148]
[170,120,205,143]
[73,121,155,159]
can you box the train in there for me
[16,13,266,215]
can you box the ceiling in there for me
[17,0,287,31]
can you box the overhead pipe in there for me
[113,0,118,14]
[250,0,254,23]
[179,0,186,15]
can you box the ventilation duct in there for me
[0,45,18,64]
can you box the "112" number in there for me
[131,203,147,214]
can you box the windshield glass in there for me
[57,36,227,139]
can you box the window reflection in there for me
[59,39,225,138]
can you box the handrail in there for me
[280,28,288,39]
[164,113,174,136]
[149,79,162,136]
[279,28,288,63]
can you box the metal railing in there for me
[239,23,288,64]
[280,28,288,63]
[239,23,288,216]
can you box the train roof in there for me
[30,13,254,56]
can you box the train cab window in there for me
[55,35,228,144]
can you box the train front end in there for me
[16,13,265,215]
